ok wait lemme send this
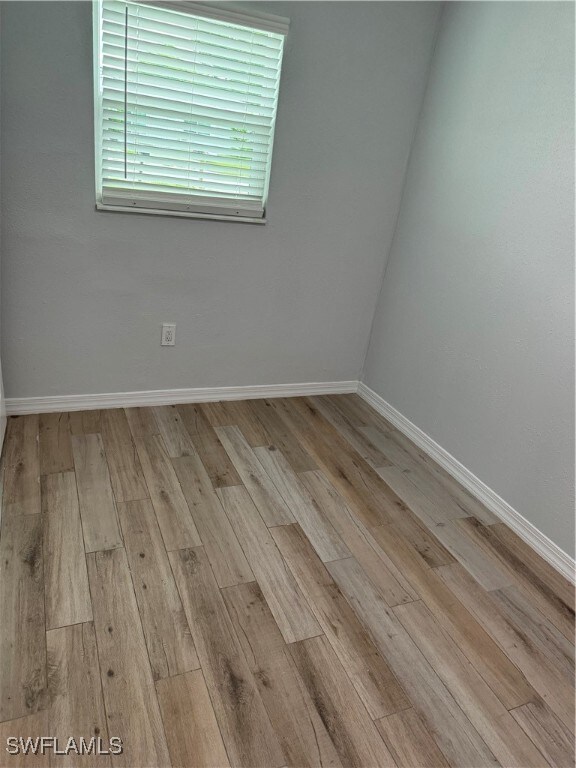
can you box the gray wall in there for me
[0,4,5,448]
[0,1,440,397]
[363,2,575,554]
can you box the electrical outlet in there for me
[161,323,176,346]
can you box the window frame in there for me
[92,0,289,223]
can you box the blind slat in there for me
[102,35,279,85]
[102,182,262,203]
[103,157,268,184]
[103,140,269,169]
[102,93,274,132]
[102,74,276,118]
[104,3,284,51]
[102,53,275,100]
[103,8,283,60]
[103,125,270,158]
[96,0,285,218]
[102,43,277,89]
[103,140,269,170]
[102,22,281,74]
[102,106,273,148]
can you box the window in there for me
[93,0,288,221]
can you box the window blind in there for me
[94,0,287,219]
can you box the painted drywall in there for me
[363,2,575,554]
[0,1,440,398]
[0,5,5,451]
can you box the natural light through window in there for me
[93,1,288,221]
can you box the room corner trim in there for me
[5,380,359,416]
[357,382,576,585]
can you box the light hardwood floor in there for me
[0,394,574,767]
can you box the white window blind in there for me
[94,0,287,220]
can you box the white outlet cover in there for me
[161,323,176,346]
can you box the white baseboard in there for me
[5,380,359,415]
[357,382,575,585]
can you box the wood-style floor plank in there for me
[248,399,318,472]
[456,516,575,638]
[376,708,449,768]
[46,622,110,768]
[0,515,46,722]
[426,518,513,590]
[39,413,73,476]
[271,524,410,719]
[490,522,574,610]
[230,399,277,447]
[394,599,546,767]
[223,580,343,768]
[124,407,159,438]
[72,434,122,553]
[300,470,417,605]
[201,400,241,428]
[152,405,196,457]
[510,699,575,768]
[42,472,92,629]
[100,408,149,503]
[289,635,396,768]
[135,434,201,550]
[86,548,170,768]
[437,562,575,731]
[272,398,403,528]
[328,557,499,768]
[0,461,4,524]
[209,400,272,447]
[117,499,200,680]
[177,404,243,488]
[492,584,574,677]
[2,415,40,517]
[0,710,49,766]
[388,427,497,524]
[216,426,295,526]
[169,547,284,768]
[174,403,210,437]
[330,393,394,430]
[376,511,455,570]
[255,446,349,562]
[375,464,462,527]
[370,522,535,709]
[172,454,254,588]
[362,424,494,524]
[218,485,321,643]
[156,670,231,768]
[193,428,245,489]
[68,410,101,436]
[310,395,394,469]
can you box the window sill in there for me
[96,202,267,224]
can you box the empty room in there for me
[0,0,574,766]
